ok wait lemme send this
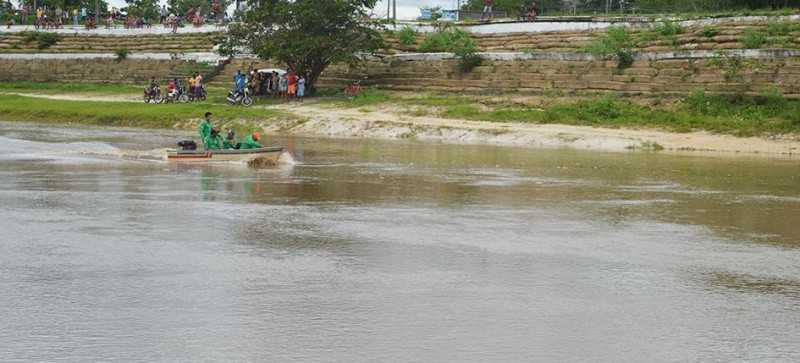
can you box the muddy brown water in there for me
[1,121,798,362]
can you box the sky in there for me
[103,0,454,21]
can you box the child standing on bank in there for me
[297,75,306,102]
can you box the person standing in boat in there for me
[239,132,263,150]
[199,112,214,146]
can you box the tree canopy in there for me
[216,0,386,94]
[166,0,232,18]
[125,0,160,20]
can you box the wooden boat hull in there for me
[167,146,285,165]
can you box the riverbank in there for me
[3,90,799,158]
[269,101,800,157]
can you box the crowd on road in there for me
[2,2,231,32]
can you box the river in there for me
[1,121,798,362]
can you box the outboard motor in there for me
[177,140,197,150]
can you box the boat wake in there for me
[0,135,168,164]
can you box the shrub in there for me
[37,32,61,49]
[758,86,787,110]
[583,26,634,70]
[697,26,719,38]
[397,26,416,45]
[655,19,684,36]
[20,31,38,44]
[420,27,483,73]
[709,50,762,86]
[115,48,130,61]
[741,27,765,49]
[766,21,790,36]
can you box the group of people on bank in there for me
[199,112,263,150]
[234,68,307,101]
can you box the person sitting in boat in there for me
[223,130,238,149]
[199,111,214,144]
[239,132,263,150]
[204,128,223,150]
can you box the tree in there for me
[125,0,160,20]
[166,0,232,19]
[216,0,387,95]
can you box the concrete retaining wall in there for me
[216,50,800,98]
[2,50,799,98]
[0,57,218,83]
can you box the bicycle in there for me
[344,80,365,98]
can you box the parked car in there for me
[257,68,286,76]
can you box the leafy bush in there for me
[757,86,787,111]
[709,50,762,86]
[655,19,684,36]
[583,26,634,69]
[766,21,790,36]
[37,32,62,49]
[741,27,765,49]
[20,31,38,44]
[420,27,483,73]
[115,48,130,61]
[397,26,417,45]
[697,26,719,38]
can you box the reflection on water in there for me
[1,121,799,362]
[705,271,800,298]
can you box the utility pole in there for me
[95,0,99,25]
[392,0,396,20]
[606,0,610,14]
[387,0,390,20]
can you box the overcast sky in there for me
[104,0,455,20]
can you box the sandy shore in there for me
[7,92,800,158]
[267,101,800,159]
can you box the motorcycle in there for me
[143,85,164,103]
[165,86,189,103]
[226,88,252,107]
[188,84,207,102]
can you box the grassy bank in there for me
[330,90,800,137]
[0,81,141,95]
[3,82,800,138]
[0,93,299,134]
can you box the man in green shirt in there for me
[239,132,263,150]
[222,130,238,149]
[204,129,223,150]
[199,112,213,144]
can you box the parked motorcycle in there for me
[143,85,164,103]
[226,88,252,107]
[165,87,189,103]
[188,84,207,102]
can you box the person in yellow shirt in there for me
[72,8,78,26]
[188,73,196,94]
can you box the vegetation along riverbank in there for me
[1,81,799,157]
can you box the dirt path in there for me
[8,92,800,158]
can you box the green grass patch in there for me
[741,27,766,49]
[678,89,800,136]
[0,94,298,130]
[0,81,141,95]
[397,26,417,45]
